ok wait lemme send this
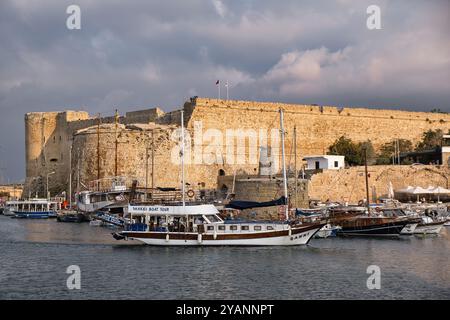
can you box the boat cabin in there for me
[5,199,61,213]
[126,204,289,234]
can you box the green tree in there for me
[357,140,376,165]
[328,136,359,166]
[430,108,448,114]
[328,136,375,166]
[376,139,413,164]
[415,129,444,151]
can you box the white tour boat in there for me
[112,109,324,246]
[4,198,61,218]
[113,203,324,246]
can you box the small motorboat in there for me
[413,216,445,235]
[89,220,104,227]
[56,211,85,223]
[5,199,61,219]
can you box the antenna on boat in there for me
[181,110,186,208]
[364,147,370,215]
[279,109,289,221]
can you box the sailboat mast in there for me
[114,109,119,177]
[181,110,186,207]
[364,147,370,215]
[96,113,101,185]
[279,109,289,221]
[294,126,298,208]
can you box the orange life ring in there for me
[187,189,195,198]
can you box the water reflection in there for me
[0,216,449,299]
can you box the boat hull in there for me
[400,223,419,235]
[3,208,15,216]
[119,224,323,246]
[336,220,409,237]
[314,225,339,238]
[14,211,53,219]
[413,222,445,235]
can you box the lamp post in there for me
[46,171,55,200]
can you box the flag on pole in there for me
[216,80,220,99]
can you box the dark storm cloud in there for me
[0,0,449,182]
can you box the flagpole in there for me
[218,81,221,100]
[181,110,185,208]
[226,80,229,100]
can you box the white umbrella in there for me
[411,186,431,194]
[396,186,431,202]
[430,186,450,202]
[388,181,394,199]
[395,186,415,194]
[431,186,450,194]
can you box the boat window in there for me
[229,225,237,231]
[194,216,204,224]
[254,226,262,231]
[267,226,274,230]
[241,226,249,231]
[218,225,225,231]
[204,215,220,223]
[207,226,214,231]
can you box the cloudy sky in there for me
[0,0,449,182]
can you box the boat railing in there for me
[126,223,148,231]
[87,176,133,192]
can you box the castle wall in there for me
[187,98,450,162]
[24,97,450,198]
[72,124,180,192]
[0,184,23,201]
[24,108,164,197]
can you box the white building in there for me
[442,135,450,167]
[303,155,345,170]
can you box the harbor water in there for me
[0,215,449,300]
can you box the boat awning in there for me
[226,196,287,210]
[128,204,219,216]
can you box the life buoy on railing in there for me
[187,189,195,198]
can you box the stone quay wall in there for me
[309,165,450,203]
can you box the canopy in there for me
[395,186,431,194]
[226,196,287,210]
[395,185,450,202]
[128,204,219,216]
[427,186,450,194]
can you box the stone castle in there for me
[24,97,450,201]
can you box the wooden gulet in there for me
[112,109,325,245]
